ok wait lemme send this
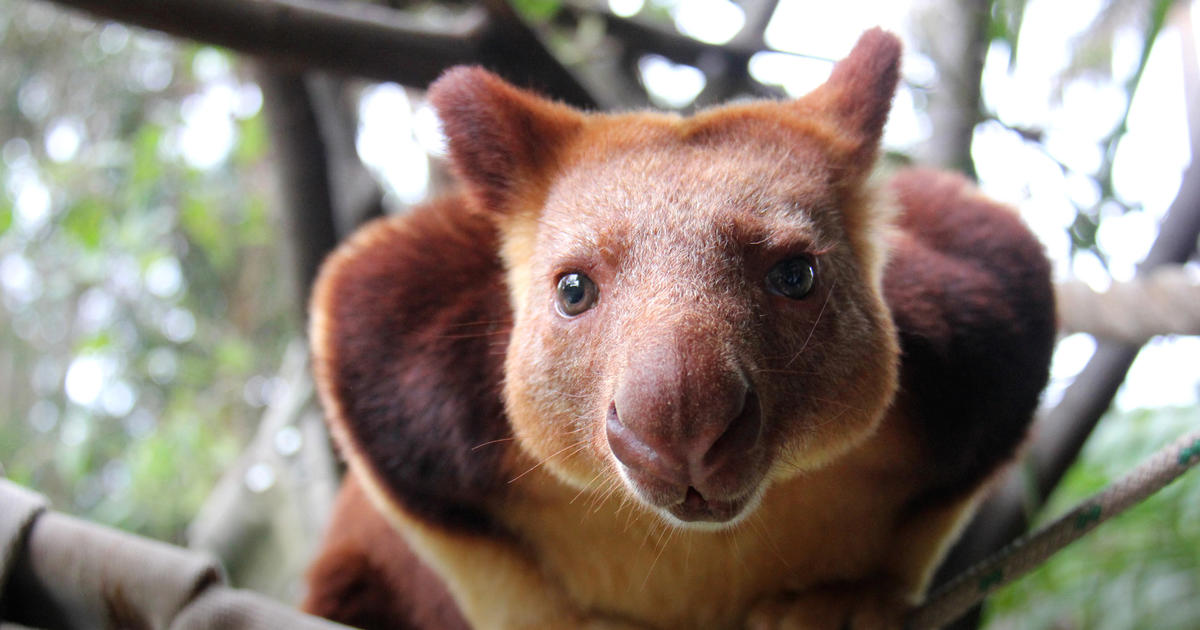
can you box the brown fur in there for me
[302,476,469,629]
[304,29,1055,630]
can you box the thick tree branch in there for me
[45,0,485,85]
[911,0,991,177]
[257,67,340,318]
[306,75,386,234]
[1182,3,1200,143]
[39,0,597,107]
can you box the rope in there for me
[1056,267,1200,344]
[907,427,1200,630]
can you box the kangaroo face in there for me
[430,30,903,528]
[500,128,898,528]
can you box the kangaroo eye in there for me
[556,272,598,317]
[766,257,816,300]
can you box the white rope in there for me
[1056,267,1200,344]
[907,427,1200,630]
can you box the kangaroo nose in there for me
[605,342,762,491]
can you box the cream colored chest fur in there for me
[497,413,954,629]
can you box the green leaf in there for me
[1000,0,1028,69]
[240,196,270,245]
[77,330,114,353]
[0,204,12,236]
[233,114,266,166]
[131,125,164,191]
[62,198,107,250]
[180,195,233,270]
[214,338,253,374]
[510,0,562,21]
[1068,213,1098,251]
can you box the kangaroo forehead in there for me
[537,146,843,261]
[554,134,835,205]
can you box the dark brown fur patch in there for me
[311,196,513,535]
[884,169,1056,503]
[303,475,469,630]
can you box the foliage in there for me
[989,0,1028,70]
[984,405,1200,629]
[0,0,297,543]
[511,0,563,21]
[984,0,1178,264]
[1067,0,1173,261]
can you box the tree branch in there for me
[911,0,991,177]
[257,67,340,318]
[44,0,485,85]
[306,74,386,234]
[39,0,597,107]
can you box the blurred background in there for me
[0,0,1198,628]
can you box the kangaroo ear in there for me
[429,67,585,214]
[800,28,901,168]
